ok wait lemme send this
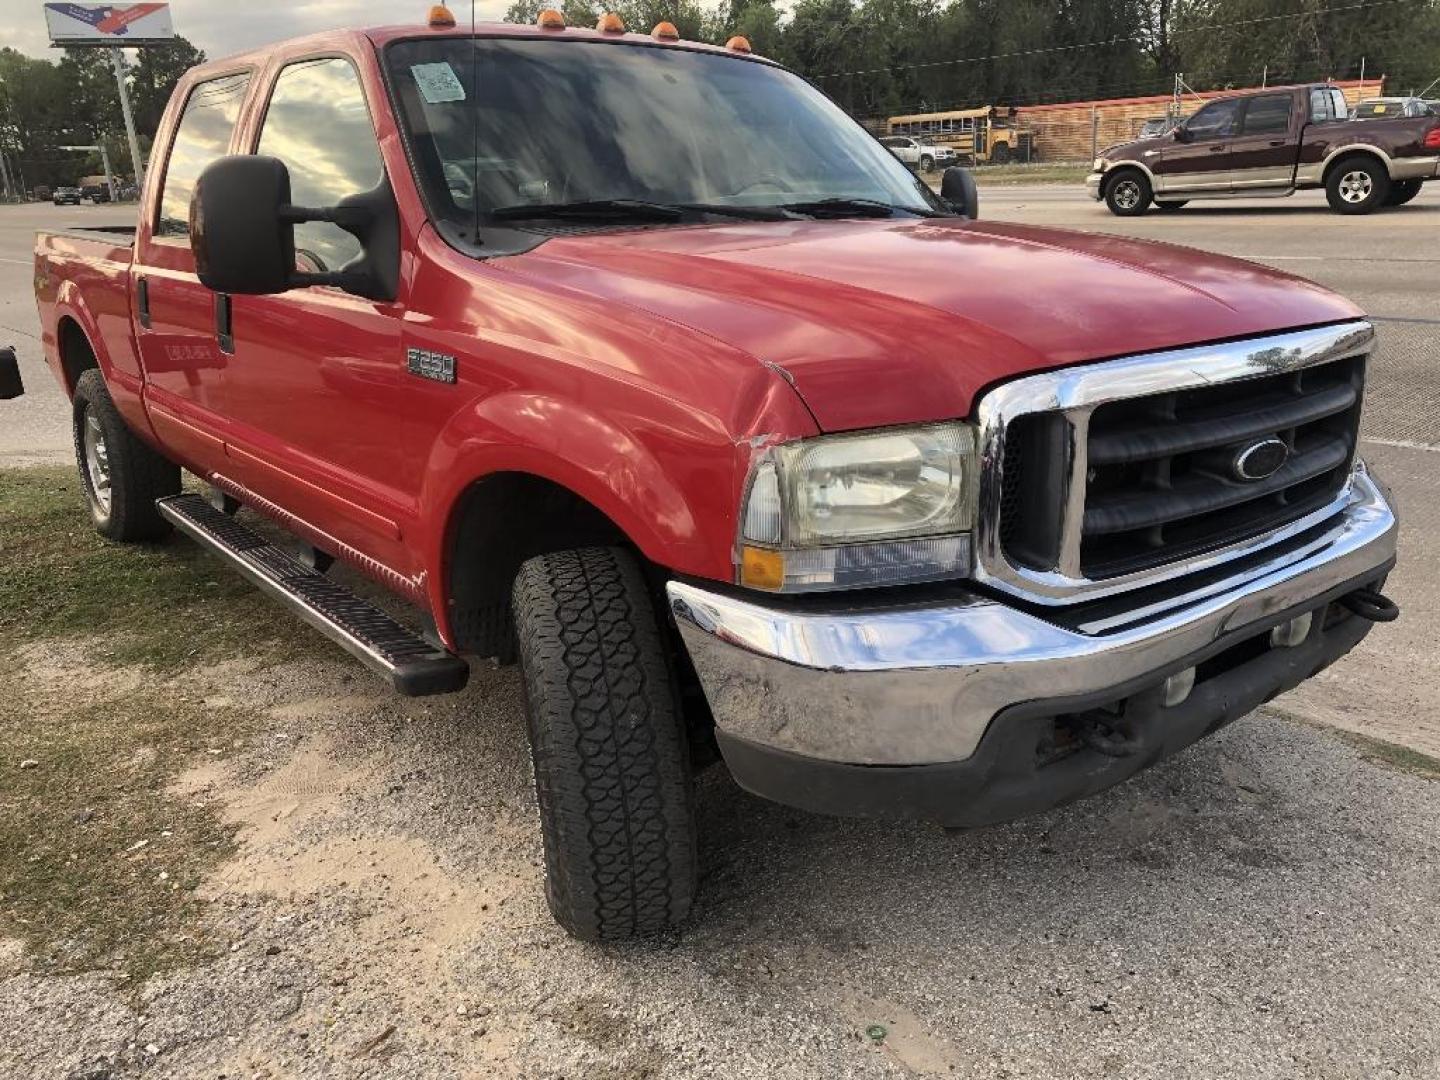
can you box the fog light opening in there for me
[1270,611,1313,649]
[1163,666,1196,708]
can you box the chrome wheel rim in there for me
[1113,180,1141,209]
[83,411,112,514]
[1339,170,1373,204]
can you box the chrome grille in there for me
[974,322,1374,605]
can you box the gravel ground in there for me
[2,644,1439,1079]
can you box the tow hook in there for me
[1340,587,1400,623]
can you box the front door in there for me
[1154,97,1243,194]
[1227,93,1297,191]
[217,55,424,576]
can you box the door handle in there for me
[1209,144,1229,152]
[215,293,234,355]
[1268,140,1285,147]
[136,276,151,329]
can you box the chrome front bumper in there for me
[668,466,1396,768]
[1084,172,1104,199]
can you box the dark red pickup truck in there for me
[1088,82,1440,215]
[25,13,1399,939]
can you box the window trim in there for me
[150,65,256,245]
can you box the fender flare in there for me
[1317,142,1394,182]
[418,390,715,632]
[51,280,119,394]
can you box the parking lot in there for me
[2,187,1439,1078]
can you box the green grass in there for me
[0,466,321,979]
[0,467,312,669]
[0,685,258,981]
[971,163,1091,185]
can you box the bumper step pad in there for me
[156,493,468,696]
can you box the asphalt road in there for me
[2,189,1438,1078]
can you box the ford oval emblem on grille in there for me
[1232,437,1289,482]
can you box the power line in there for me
[810,0,1420,80]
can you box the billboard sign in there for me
[44,3,175,46]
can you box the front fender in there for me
[418,389,745,638]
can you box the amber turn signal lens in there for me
[739,546,785,591]
[427,3,457,28]
[595,12,625,32]
[651,20,679,39]
[537,8,566,28]
[725,35,752,53]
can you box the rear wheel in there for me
[1326,156,1389,214]
[513,546,697,941]
[72,369,180,541]
[1104,170,1152,216]
[1384,179,1423,207]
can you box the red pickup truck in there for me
[1087,82,1440,215]
[28,13,1399,940]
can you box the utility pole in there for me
[0,148,13,202]
[109,46,145,190]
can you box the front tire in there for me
[513,547,698,941]
[72,369,180,541]
[991,143,1011,165]
[1384,179,1423,207]
[1326,156,1389,214]
[1104,170,1152,216]
[919,154,934,173]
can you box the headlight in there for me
[1093,158,1107,172]
[737,423,976,592]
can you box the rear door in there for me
[1154,98,1242,193]
[133,69,254,471]
[1228,93,1297,191]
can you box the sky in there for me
[0,0,516,61]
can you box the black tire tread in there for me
[513,547,697,941]
[1325,155,1390,215]
[72,368,180,542]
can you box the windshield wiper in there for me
[488,199,685,223]
[777,198,946,219]
[675,203,797,221]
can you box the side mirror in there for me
[0,345,23,400]
[191,155,399,302]
[939,166,979,219]
[1172,126,1192,144]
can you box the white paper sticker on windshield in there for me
[412,62,466,104]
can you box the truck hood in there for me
[506,218,1363,432]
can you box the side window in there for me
[1186,99,1241,139]
[156,73,251,237]
[1330,89,1349,120]
[1310,89,1333,122]
[1241,94,1293,135]
[257,58,384,274]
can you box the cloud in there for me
[0,0,516,62]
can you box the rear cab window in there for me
[1240,94,1293,136]
[155,72,252,237]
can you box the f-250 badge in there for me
[406,347,457,384]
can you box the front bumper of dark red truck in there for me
[667,320,1398,827]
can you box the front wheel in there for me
[991,143,1011,165]
[1104,171,1152,216]
[513,547,698,941]
[72,369,180,541]
[1384,179,1423,207]
[1326,157,1390,214]
[919,154,934,173]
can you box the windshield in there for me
[384,37,939,242]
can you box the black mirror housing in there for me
[190,155,400,302]
[192,155,296,295]
[939,166,980,220]
[1172,126,1192,143]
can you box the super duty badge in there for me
[406,347,457,384]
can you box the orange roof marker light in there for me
[427,4,457,28]
[652,21,679,40]
[595,12,626,32]
[537,8,566,28]
[725,35,752,53]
